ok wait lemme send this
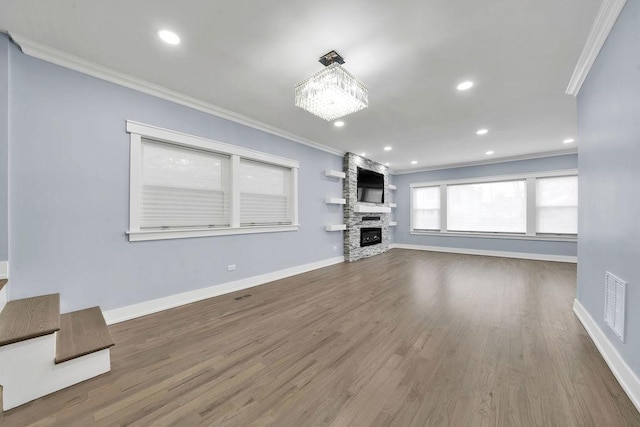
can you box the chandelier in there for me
[295,51,369,121]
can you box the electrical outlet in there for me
[227,264,236,271]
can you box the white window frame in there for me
[126,121,299,242]
[409,169,577,242]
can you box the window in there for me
[141,140,230,229]
[536,176,578,234]
[410,170,577,240]
[127,121,299,241]
[448,180,526,233]
[412,186,440,230]
[239,159,292,226]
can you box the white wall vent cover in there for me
[604,271,626,342]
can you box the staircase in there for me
[0,280,114,411]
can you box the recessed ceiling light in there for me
[334,120,345,127]
[411,160,418,165]
[476,129,489,135]
[457,81,474,91]
[485,150,494,155]
[563,138,575,144]
[361,152,366,156]
[158,30,180,45]
[384,146,392,151]
[385,163,390,166]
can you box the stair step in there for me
[0,279,7,291]
[0,294,60,347]
[55,306,114,364]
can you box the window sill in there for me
[409,231,577,242]
[128,224,299,242]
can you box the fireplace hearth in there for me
[360,228,382,247]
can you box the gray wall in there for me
[391,154,578,256]
[577,0,640,378]
[3,34,344,312]
[0,36,8,263]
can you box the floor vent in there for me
[604,271,626,342]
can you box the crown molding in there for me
[390,148,578,175]
[9,33,345,157]
[566,0,627,96]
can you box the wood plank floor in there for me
[2,249,639,426]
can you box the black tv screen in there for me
[357,168,385,203]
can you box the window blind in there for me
[536,176,578,234]
[141,140,230,229]
[239,159,292,226]
[412,186,440,230]
[447,180,526,233]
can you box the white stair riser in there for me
[0,285,7,313]
[0,334,111,410]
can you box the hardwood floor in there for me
[2,249,639,426]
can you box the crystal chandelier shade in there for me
[295,63,369,121]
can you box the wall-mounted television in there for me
[357,167,385,203]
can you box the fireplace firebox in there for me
[360,228,382,247]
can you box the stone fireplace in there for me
[343,153,390,262]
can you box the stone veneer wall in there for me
[343,153,390,262]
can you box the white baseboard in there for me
[0,261,7,279]
[103,256,345,325]
[573,299,640,413]
[388,243,577,263]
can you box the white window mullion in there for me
[440,184,448,232]
[230,155,241,228]
[129,133,142,233]
[291,168,299,225]
[526,177,536,236]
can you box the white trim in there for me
[291,168,299,225]
[325,169,346,179]
[127,121,300,241]
[10,34,344,157]
[103,256,345,324]
[230,155,241,228]
[127,224,299,242]
[526,177,536,236]
[391,149,577,175]
[355,205,392,213]
[573,299,640,413]
[409,230,576,243]
[127,121,300,169]
[409,169,578,188]
[0,285,7,314]
[0,261,7,279]
[326,224,347,231]
[566,0,628,95]
[325,197,346,205]
[128,133,142,232]
[390,243,577,263]
[0,262,8,313]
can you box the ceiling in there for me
[0,0,600,172]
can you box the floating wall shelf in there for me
[326,224,347,231]
[355,205,391,213]
[325,169,346,179]
[325,197,346,205]
[390,222,397,227]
